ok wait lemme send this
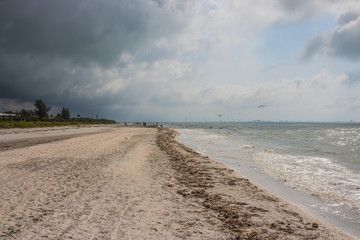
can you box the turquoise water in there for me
[166,122,360,237]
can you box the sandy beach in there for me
[0,125,356,239]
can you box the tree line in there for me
[3,99,115,123]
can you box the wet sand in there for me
[0,126,355,239]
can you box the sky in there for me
[1,0,360,122]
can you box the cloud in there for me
[308,69,348,89]
[0,0,186,117]
[343,71,360,85]
[0,0,183,67]
[0,99,34,112]
[302,11,360,60]
[330,15,360,59]
[301,34,328,60]
[1,0,360,121]
[337,11,359,25]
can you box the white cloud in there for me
[309,70,347,89]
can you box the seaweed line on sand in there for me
[156,128,353,240]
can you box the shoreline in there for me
[174,124,360,238]
[158,128,356,239]
[215,151,360,238]
[0,126,356,239]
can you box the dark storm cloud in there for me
[0,0,183,119]
[0,0,179,67]
[302,11,360,61]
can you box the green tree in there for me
[61,107,71,121]
[18,109,35,121]
[55,113,61,121]
[34,99,51,120]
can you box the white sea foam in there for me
[254,151,360,213]
[172,123,360,234]
[176,129,230,155]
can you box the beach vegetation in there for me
[0,99,116,129]
[61,107,71,121]
[34,99,51,120]
[4,111,15,114]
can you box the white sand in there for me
[0,126,355,239]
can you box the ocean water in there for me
[166,122,360,237]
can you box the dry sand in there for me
[0,126,356,239]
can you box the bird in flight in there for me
[217,114,223,117]
[257,105,267,108]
